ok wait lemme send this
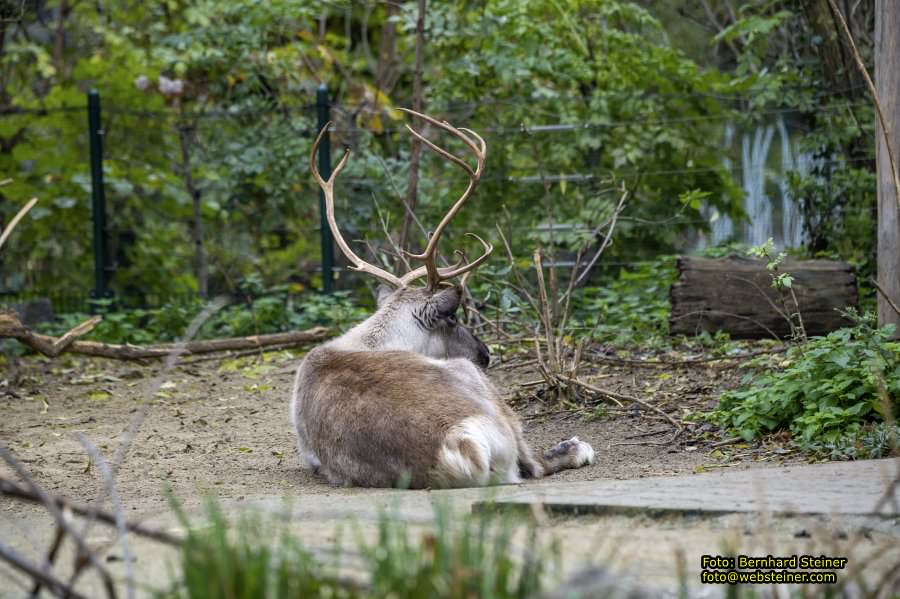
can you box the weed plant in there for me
[707,310,900,456]
[159,498,557,599]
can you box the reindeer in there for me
[290,110,594,488]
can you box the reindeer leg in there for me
[516,434,545,479]
[539,437,595,476]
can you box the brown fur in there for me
[296,347,495,487]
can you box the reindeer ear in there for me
[375,284,395,307]
[432,286,461,317]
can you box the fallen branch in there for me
[0,475,181,546]
[709,436,744,448]
[557,374,682,431]
[0,311,329,360]
[611,427,684,447]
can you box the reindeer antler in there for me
[310,124,404,289]
[395,109,492,291]
[309,110,493,292]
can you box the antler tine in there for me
[310,123,404,289]
[398,234,493,286]
[433,233,493,279]
[396,108,488,290]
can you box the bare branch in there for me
[0,447,119,599]
[872,277,900,318]
[0,311,328,360]
[0,542,89,599]
[0,197,38,252]
[77,435,135,599]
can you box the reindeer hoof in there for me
[546,437,595,467]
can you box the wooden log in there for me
[669,255,858,339]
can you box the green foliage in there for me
[416,0,742,261]
[712,1,877,281]
[161,498,555,599]
[36,291,366,345]
[786,162,877,279]
[2,0,751,304]
[1,0,880,344]
[573,258,677,347]
[747,237,804,341]
[805,422,900,462]
[708,312,900,452]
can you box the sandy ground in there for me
[3,349,896,597]
[0,348,773,508]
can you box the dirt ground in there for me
[11,345,879,596]
[0,346,797,512]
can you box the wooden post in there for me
[316,84,335,293]
[87,90,112,307]
[876,0,900,332]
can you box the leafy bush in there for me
[34,290,367,346]
[573,258,677,347]
[804,422,900,462]
[707,312,900,453]
[161,499,555,599]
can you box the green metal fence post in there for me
[316,84,335,293]
[87,89,112,308]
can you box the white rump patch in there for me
[436,416,519,487]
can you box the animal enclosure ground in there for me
[3,347,897,595]
[1,347,801,512]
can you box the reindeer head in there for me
[311,110,492,367]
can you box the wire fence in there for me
[0,88,873,315]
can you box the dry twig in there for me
[871,277,900,319]
[0,542,89,599]
[0,196,38,252]
[592,346,788,368]
[557,374,682,432]
[0,448,119,599]
[77,435,136,599]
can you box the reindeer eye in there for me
[445,314,457,327]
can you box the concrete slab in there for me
[3,459,898,598]
[476,458,900,517]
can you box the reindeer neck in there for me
[326,311,396,352]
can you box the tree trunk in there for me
[53,0,69,77]
[875,0,900,332]
[398,0,426,256]
[375,3,399,95]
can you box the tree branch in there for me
[0,311,328,360]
